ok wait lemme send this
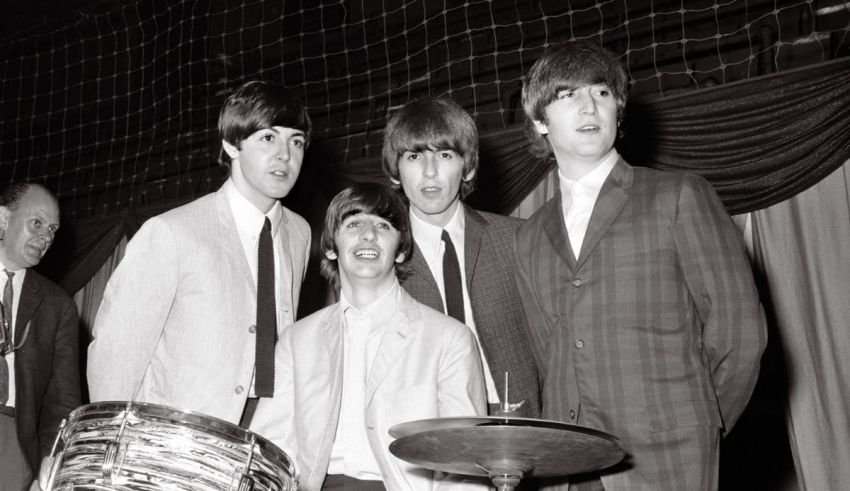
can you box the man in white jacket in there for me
[251,182,488,491]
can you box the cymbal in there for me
[389,417,624,479]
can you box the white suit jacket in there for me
[87,183,310,424]
[250,286,488,491]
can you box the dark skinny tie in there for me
[1,270,15,405]
[254,218,276,397]
[441,230,465,323]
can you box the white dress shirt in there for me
[410,206,500,404]
[0,262,26,407]
[224,179,293,395]
[327,280,402,480]
[558,151,619,258]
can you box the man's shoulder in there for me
[399,290,468,334]
[465,205,523,230]
[516,197,558,233]
[25,269,75,306]
[154,191,219,225]
[280,205,310,240]
[290,303,337,332]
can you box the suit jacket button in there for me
[571,278,583,287]
[248,325,256,334]
[569,409,576,420]
[235,385,245,395]
[574,339,585,349]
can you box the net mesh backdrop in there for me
[1,0,848,219]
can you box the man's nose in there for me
[276,143,290,161]
[579,92,597,114]
[422,154,438,178]
[359,223,376,241]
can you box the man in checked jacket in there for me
[515,40,767,490]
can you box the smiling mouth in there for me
[270,170,288,178]
[354,249,379,259]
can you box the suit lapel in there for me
[364,293,418,408]
[408,242,437,287]
[463,205,484,286]
[276,211,296,311]
[575,158,633,270]
[14,272,41,344]
[308,308,344,489]
[542,195,578,273]
[215,189,255,295]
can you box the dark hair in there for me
[0,182,55,210]
[521,40,629,158]
[320,182,412,288]
[381,96,479,199]
[218,80,312,167]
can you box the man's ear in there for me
[0,206,9,231]
[222,140,240,160]
[389,176,401,186]
[324,250,338,260]
[462,168,477,183]
[395,252,406,263]
[532,120,549,135]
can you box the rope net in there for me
[1,0,848,218]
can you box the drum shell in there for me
[46,401,296,490]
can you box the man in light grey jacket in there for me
[88,80,312,426]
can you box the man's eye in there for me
[262,134,275,142]
[346,221,360,228]
[405,153,420,161]
[440,151,454,159]
[558,91,575,99]
[377,222,391,230]
[32,219,42,228]
[291,138,304,148]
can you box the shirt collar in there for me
[0,260,26,288]
[409,203,465,257]
[558,150,619,199]
[339,278,402,335]
[224,178,284,236]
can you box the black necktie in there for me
[1,270,15,405]
[441,230,465,323]
[255,218,276,397]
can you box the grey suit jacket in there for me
[87,183,310,424]
[515,159,767,489]
[250,285,487,491]
[402,205,541,417]
[13,270,81,475]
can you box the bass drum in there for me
[43,401,296,490]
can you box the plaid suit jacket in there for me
[401,205,541,418]
[515,159,766,490]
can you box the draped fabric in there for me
[56,56,848,491]
[619,58,850,215]
[749,160,850,491]
[47,57,849,296]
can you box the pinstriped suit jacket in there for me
[515,159,766,490]
[401,205,541,418]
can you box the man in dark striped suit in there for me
[515,40,767,490]
[382,96,541,418]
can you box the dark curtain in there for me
[44,57,850,294]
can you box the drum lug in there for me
[101,441,121,482]
[236,474,255,491]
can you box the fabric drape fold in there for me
[46,58,850,306]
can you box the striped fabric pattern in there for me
[402,205,542,418]
[515,159,767,490]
